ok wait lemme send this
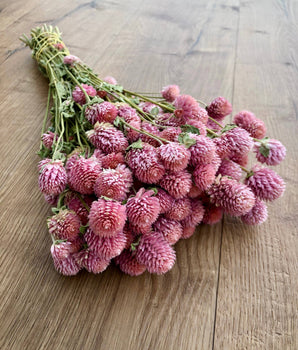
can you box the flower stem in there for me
[40,87,52,151]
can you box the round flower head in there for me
[47,209,80,240]
[241,198,268,225]
[217,159,242,181]
[42,131,57,149]
[161,85,180,102]
[114,249,146,276]
[128,221,152,235]
[74,249,110,274]
[126,188,160,228]
[51,242,81,276]
[193,163,217,191]
[206,96,232,120]
[253,139,286,166]
[44,194,58,206]
[140,121,161,147]
[245,165,285,201]
[95,102,118,123]
[38,160,67,196]
[210,152,222,172]
[38,158,51,171]
[230,153,249,167]
[188,184,203,198]
[160,127,182,142]
[117,105,141,142]
[123,223,138,249]
[156,113,182,127]
[181,199,205,228]
[68,156,101,194]
[136,231,176,274]
[207,176,255,216]
[104,76,117,85]
[233,110,266,139]
[72,84,96,105]
[63,55,80,66]
[153,217,183,245]
[206,118,222,132]
[139,101,162,114]
[155,189,174,214]
[65,193,94,226]
[173,94,200,123]
[196,106,209,125]
[186,119,207,136]
[94,164,132,201]
[220,127,253,158]
[189,134,216,166]
[159,170,192,199]
[65,149,83,173]
[85,228,127,260]
[53,42,65,50]
[87,122,128,154]
[158,142,190,172]
[164,197,192,221]
[101,152,125,169]
[85,103,100,125]
[126,142,165,184]
[89,198,126,237]
[181,225,196,239]
[202,205,223,225]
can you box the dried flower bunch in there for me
[21,25,286,276]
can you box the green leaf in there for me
[79,225,88,234]
[178,132,196,148]
[113,116,122,128]
[126,139,143,151]
[259,143,270,157]
[130,97,140,105]
[181,124,201,135]
[56,81,68,98]
[220,123,238,134]
[150,106,160,115]
[147,187,158,195]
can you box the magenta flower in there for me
[155,189,175,214]
[74,249,110,274]
[38,160,67,195]
[96,102,118,124]
[193,163,217,191]
[164,197,192,220]
[153,216,183,245]
[158,142,190,172]
[189,134,216,166]
[51,242,81,276]
[245,165,285,201]
[47,209,81,240]
[181,199,205,228]
[217,159,242,181]
[220,127,253,158]
[206,96,232,120]
[42,131,57,149]
[140,121,161,147]
[159,170,192,199]
[114,250,146,276]
[104,76,117,85]
[63,55,80,66]
[136,231,176,274]
[160,126,182,142]
[233,110,266,139]
[161,84,180,102]
[117,105,141,142]
[89,198,126,237]
[44,194,58,206]
[188,184,203,198]
[173,94,200,123]
[101,152,125,169]
[72,84,96,105]
[38,158,51,171]
[181,225,196,239]
[139,101,162,114]
[241,198,268,225]
[253,139,286,166]
[65,150,82,174]
[202,205,223,225]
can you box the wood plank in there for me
[214,0,298,349]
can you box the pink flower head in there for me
[38,158,51,172]
[164,197,192,220]
[210,152,222,172]
[207,118,222,132]
[64,192,94,225]
[206,96,232,120]
[47,209,80,240]
[104,76,117,85]
[253,139,286,166]
[161,85,180,102]
[181,199,205,227]
[87,122,128,154]
[68,156,101,194]
[202,205,223,224]
[233,110,266,139]
[114,249,146,276]
[123,223,138,249]
[100,152,125,169]
[159,170,192,199]
[139,101,162,114]
[126,142,165,184]
[156,113,182,127]
[96,102,118,123]
[65,148,85,173]
[241,198,268,225]
[207,176,255,216]
[160,127,182,142]
[63,55,80,66]
[245,165,285,201]
[230,153,249,167]
[158,142,190,172]
[136,231,176,274]
[128,222,152,235]
[85,228,127,259]
[153,216,183,245]
[44,194,58,206]
[53,42,65,50]
[188,184,203,198]
[189,134,216,166]
[155,189,174,214]
[51,242,81,276]
[140,121,161,147]
[220,127,253,158]
[217,159,242,181]
[126,188,160,228]
[196,107,209,125]
[186,119,207,136]
[38,160,67,195]
[85,103,100,125]
[89,198,126,237]
[42,131,57,149]
[72,84,96,105]
[193,163,217,191]
[117,105,141,142]
[173,95,200,123]
[94,164,132,201]
[74,249,110,274]
[181,225,196,239]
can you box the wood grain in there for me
[0,1,297,349]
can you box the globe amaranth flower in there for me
[181,225,196,239]
[153,216,183,245]
[87,122,128,154]
[220,127,253,158]
[186,119,207,136]
[240,198,268,225]
[161,85,180,102]
[114,249,146,276]
[160,127,182,142]
[136,231,176,274]
[65,149,84,173]
[164,197,192,221]
[65,192,94,225]
[89,198,126,237]
[193,163,217,191]
[42,131,58,149]
[181,199,205,228]
[117,104,141,142]
[206,96,232,120]
[159,170,192,199]
[126,188,160,228]
[101,152,125,169]
[233,110,266,139]
[63,55,80,66]
[245,165,285,201]
[155,189,174,214]
[85,228,127,260]
[39,160,67,196]
[104,76,117,85]
[158,142,190,172]
[188,184,203,199]
[68,156,101,194]
[51,242,81,276]
[207,176,255,216]
[74,249,110,274]
[189,134,216,166]
[95,102,118,124]
[253,139,286,166]
[139,101,162,114]
[94,164,132,201]
[202,205,223,224]
[47,209,81,240]
[72,84,96,105]
[44,194,58,206]
[173,94,200,123]
[217,159,242,181]
[140,121,161,147]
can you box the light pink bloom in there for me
[48,209,81,240]
[72,84,96,105]
[139,101,162,114]
[96,102,118,123]
[159,170,192,199]
[173,94,200,123]
[164,197,192,221]
[65,150,82,174]
[153,216,183,245]
[74,249,110,274]
[161,85,180,102]
[202,205,223,224]
[253,139,286,166]
[155,189,175,214]
[189,134,216,166]
[181,199,205,227]
[51,242,81,276]
[114,250,146,276]
[63,55,80,66]
[241,198,268,225]
[101,152,125,169]
[206,96,232,120]
[65,193,93,226]
[117,105,141,142]
[38,160,67,195]
[104,76,117,85]
[140,121,161,147]
[38,158,51,171]
[181,225,196,239]
[220,127,253,158]
[193,163,217,191]
[42,131,57,149]
[233,110,266,139]
[217,159,242,181]
[160,127,182,142]
[158,142,190,172]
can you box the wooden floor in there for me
[0,0,297,349]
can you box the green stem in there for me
[65,67,91,103]
[75,193,90,212]
[206,128,220,137]
[40,87,52,150]
[208,116,224,128]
